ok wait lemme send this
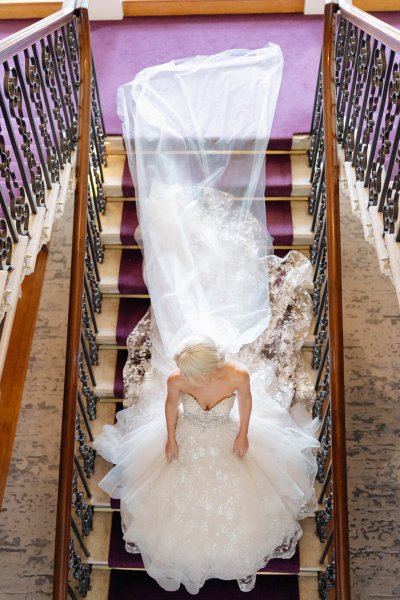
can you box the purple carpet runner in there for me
[117,250,147,295]
[89,14,326,150]
[108,511,300,574]
[265,154,293,197]
[121,158,135,198]
[108,569,300,600]
[116,298,150,345]
[114,350,128,399]
[120,201,139,245]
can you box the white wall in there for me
[88,0,123,20]
[304,0,325,14]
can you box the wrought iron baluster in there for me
[0,88,36,212]
[364,49,396,186]
[74,454,92,498]
[75,409,96,478]
[23,48,60,184]
[32,43,63,167]
[72,471,94,536]
[53,28,78,148]
[79,355,98,421]
[77,390,94,440]
[82,292,98,366]
[40,38,70,166]
[0,185,18,244]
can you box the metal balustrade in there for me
[332,3,400,302]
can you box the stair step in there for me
[105,134,311,156]
[96,298,150,345]
[92,347,315,400]
[84,511,325,575]
[84,568,319,600]
[99,248,313,298]
[102,154,311,199]
[108,511,302,572]
[96,297,315,348]
[99,199,313,249]
[98,198,314,297]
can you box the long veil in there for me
[117,44,284,375]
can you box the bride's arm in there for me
[165,373,181,462]
[233,368,252,458]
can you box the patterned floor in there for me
[0,189,399,598]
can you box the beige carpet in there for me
[0,190,399,598]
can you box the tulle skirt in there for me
[95,392,320,595]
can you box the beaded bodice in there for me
[181,393,235,430]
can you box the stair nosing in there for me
[104,196,311,202]
[87,561,324,575]
[102,244,312,250]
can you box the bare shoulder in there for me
[167,369,184,391]
[224,361,250,385]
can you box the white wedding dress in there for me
[95,248,321,595]
[94,44,321,595]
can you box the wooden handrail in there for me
[339,0,400,53]
[52,2,91,598]
[322,3,351,599]
[0,6,75,62]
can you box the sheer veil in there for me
[117,44,284,375]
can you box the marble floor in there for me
[340,192,400,600]
[0,189,399,598]
[0,197,74,598]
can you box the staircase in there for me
[0,2,355,599]
[77,135,326,600]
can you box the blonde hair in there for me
[174,335,225,384]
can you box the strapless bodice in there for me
[181,393,235,430]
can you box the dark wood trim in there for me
[0,247,49,508]
[322,3,351,599]
[52,5,91,599]
[340,0,400,53]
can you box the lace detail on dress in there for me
[181,393,235,430]
[261,252,315,411]
[237,251,315,411]
[122,309,152,408]
[298,491,319,519]
[237,574,257,592]
[269,527,302,560]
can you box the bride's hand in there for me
[165,438,179,462]
[233,433,249,458]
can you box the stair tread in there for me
[105,134,311,155]
[102,154,311,199]
[98,203,313,295]
[85,511,324,572]
[96,297,315,348]
[99,198,313,249]
[85,568,319,600]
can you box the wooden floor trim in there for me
[0,247,48,508]
[123,0,304,17]
[0,2,61,19]
[2,1,400,20]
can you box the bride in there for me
[94,43,321,595]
